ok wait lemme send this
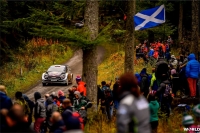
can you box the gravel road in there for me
[25,46,105,101]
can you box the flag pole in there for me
[163,4,166,41]
[163,24,165,41]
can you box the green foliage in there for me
[0,0,194,65]
[0,41,73,97]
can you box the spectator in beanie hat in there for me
[182,113,194,128]
[34,92,46,133]
[76,76,86,96]
[182,113,200,133]
[58,90,66,104]
[193,104,200,120]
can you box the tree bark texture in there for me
[82,0,99,111]
[191,0,199,56]
[178,2,183,44]
[124,0,135,73]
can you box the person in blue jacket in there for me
[185,53,200,98]
[135,73,141,87]
[148,47,154,57]
[0,85,13,110]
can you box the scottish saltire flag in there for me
[134,5,165,31]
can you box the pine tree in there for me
[124,0,135,73]
[191,0,199,56]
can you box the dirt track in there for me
[25,46,105,101]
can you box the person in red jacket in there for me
[76,76,86,96]
[153,50,159,59]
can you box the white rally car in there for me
[42,65,73,86]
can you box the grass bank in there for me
[0,38,73,97]
[84,43,199,133]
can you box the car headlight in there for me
[60,74,65,79]
[44,74,48,79]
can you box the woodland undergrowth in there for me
[0,38,73,97]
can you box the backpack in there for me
[103,87,113,97]
[15,99,30,115]
[37,100,46,117]
[24,100,31,115]
[73,112,84,130]
[163,83,172,97]
[63,109,84,130]
[141,74,151,88]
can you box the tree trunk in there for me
[124,0,135,73]
[191,0,199,56]
[82,0,99,111]
[178,2,183,44]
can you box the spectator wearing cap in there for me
[0,85,13,110]
[76,76,86,96]
[58,90,66,104]
[186,53,200,98]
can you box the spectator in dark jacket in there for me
[59,98,73,115]
[67,86,77,104]
[179,61,190,97]
[50,112,65,133]
[140,68,149,97]
[46,97,58,129]
[186,53,200,98]
[156,74,173,118]
[155,57,169,85]
[104,89,114,120]
[113,77,119,110]
[63,115,83,133]
[0,85,13,110]
[34,92,46,133]
[22,94,34,127]
[97,85,103,108]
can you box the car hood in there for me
[47,71,63,77]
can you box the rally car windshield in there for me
[47,66,65,72]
